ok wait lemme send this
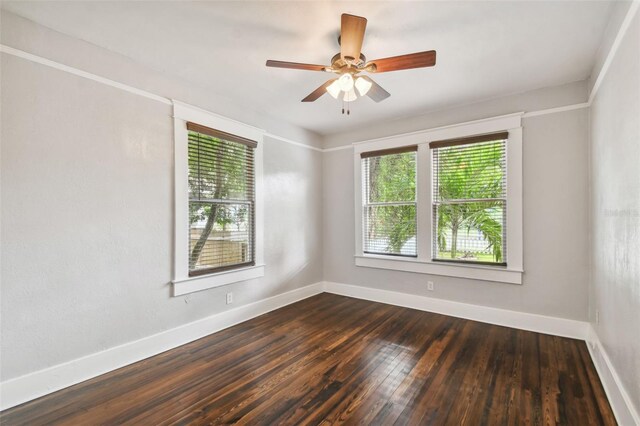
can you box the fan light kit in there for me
[267,13,437,115]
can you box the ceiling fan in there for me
[266,13,436,114]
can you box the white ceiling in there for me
[3,1,613,136]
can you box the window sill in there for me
[355,255,522,284]
[172,264,265,296]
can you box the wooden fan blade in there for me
[302,79,337,102]
[340,14,367,62]
[266,60,327,72]
[360,76,390,102]
[368,50,436,73]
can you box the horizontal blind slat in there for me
[188,128,256,275]
[432,137,507,265]
[429,131,509,149]
[187,122,257,148]
[362,150,417,257]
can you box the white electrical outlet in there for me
[427,281,434,291]
[226,292,233,305]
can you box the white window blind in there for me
[431,132,508,265]
[187,122,256,276]
[361,146,417,257]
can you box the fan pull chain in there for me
[340,95,352,116]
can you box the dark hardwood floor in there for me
[1,293,615,425]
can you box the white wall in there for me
[323,80,588,148]
[0,12,324,150]
[2,4,637,415]
[0,12,323,381]
[323,86,591,321]
[589,6,640,418]
[589,1,634,96]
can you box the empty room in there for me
[1,1,639,424]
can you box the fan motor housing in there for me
[330,53,367,70]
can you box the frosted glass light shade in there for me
[326,80,341,99]
[343,88,358,102]
[338,73,354,91]
[355,77,372,96]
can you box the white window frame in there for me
[354,113,523,284]
[172,101,265,296]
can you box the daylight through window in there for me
[361,147,417,257]
[187,122,256,276]
[430,132,508,265]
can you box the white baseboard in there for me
[5,281,632,422]
[0,282,324,411]
[323,281,589,340]
[323,282,640,423]
[586,325,640,426]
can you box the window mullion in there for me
[506,127,523,271]
[416,144,431,262]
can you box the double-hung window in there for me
[431,133,507,266]
[355,114,523,284]
[187,123,256,276]
[172,101,264,296]
[361,147,417,257]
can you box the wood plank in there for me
[0,294,616,425]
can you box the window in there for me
[172,101,264,296]
[361,147,417,257]
[431,133,507,266]
[354,113,523,284]
[187,122,256,276]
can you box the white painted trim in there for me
[583,8,639,424]
[173,265,266,296]
[327,105,590,151]
[353,115,523,284]
[0,44,172,105]
[325,32,640,150]
[1,44,611,153]
[416,144,431,261]
[0,44,320,153]
[586,325,640,425]
[588,1,640,105]
[354,256,522,284]
[323,281,640,422]
[354,153,364,256]
[0,282,325,411]
[173,112,190,282]
[323,281,588,339]
[172,101,265,295]
[505,127,524,272]
[2,283,625,416]
[173,100,264,142]
[522,102,590,118]
[324,103,589,151]
[265,133,323,152]
[323,144,353,152]
[352,113,523,150]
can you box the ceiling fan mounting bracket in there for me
[329,53,367,72]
